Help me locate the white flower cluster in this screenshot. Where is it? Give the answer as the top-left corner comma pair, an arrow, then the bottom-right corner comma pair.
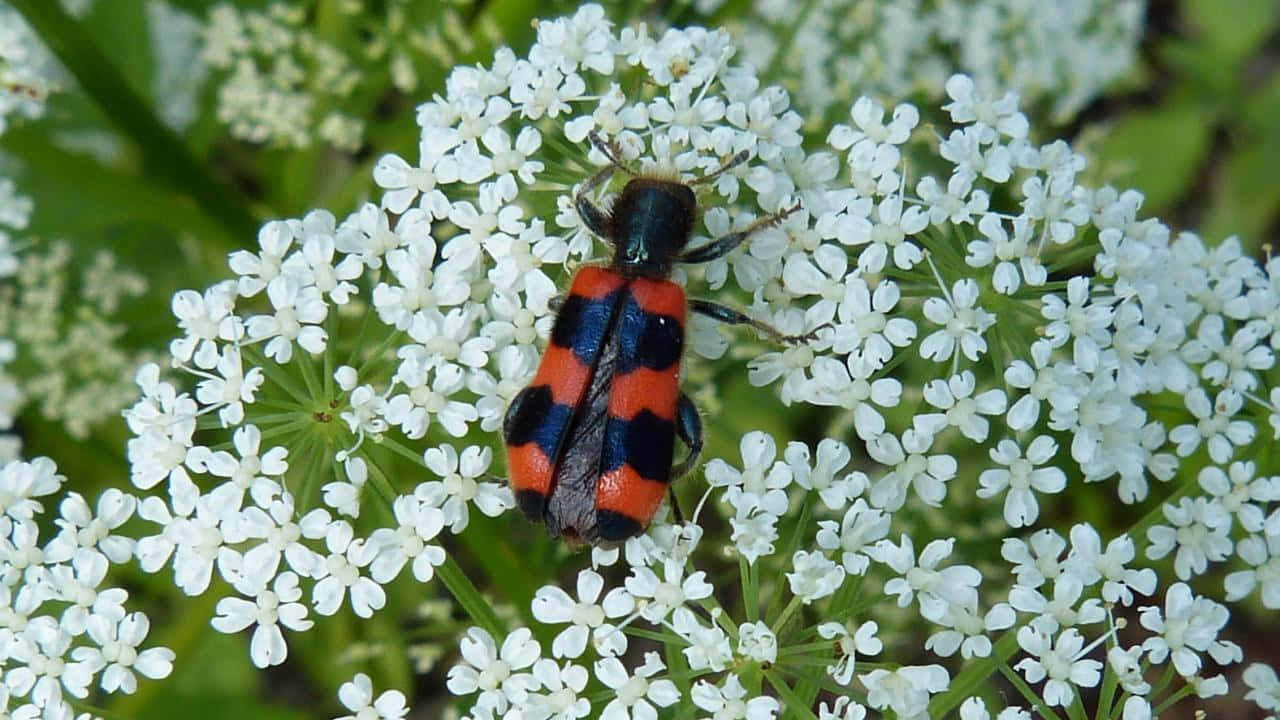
0,237 -> 150,449
727,0 -> 1144,124
0,2 -> 59,137
4,2 -> 1272,717
199,0 -> 479,150
0,457 -> 175,719
201,3 -> 365,149
0,178 -> 149,457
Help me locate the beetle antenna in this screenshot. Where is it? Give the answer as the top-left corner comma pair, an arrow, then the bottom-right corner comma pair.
587,131 -> 635,176
690,149 -> 750,186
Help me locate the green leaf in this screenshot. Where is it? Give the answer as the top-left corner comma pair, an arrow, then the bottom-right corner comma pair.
1182,0 -> 1277,63
8,0 -> 259,242
1200,133 -> 1280,253
1092,102 -> 1215,214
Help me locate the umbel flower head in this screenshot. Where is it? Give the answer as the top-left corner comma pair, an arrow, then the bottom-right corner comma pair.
3,2 -> 1276,719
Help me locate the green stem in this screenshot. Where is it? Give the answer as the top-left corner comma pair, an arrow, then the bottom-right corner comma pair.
437,553 -> 505,639
8,0 -> 259,242
1151,683 -> 1195,716
741,555 -> 759,622
930,629 -> 1020,715
996,661 -> 1064,720
763,668 -> 820,720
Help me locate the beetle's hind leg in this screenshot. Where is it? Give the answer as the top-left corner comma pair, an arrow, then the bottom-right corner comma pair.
666,392 -> 705,526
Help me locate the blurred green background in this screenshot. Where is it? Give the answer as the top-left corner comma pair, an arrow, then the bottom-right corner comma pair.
2,0 -> 1277,717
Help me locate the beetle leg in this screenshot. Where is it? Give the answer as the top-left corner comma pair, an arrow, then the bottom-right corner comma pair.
678,201 -> 802,264
690,298 -> 823,344
671,392 -> 704,481
575,165 -> 615,240
665,392 -> 704,526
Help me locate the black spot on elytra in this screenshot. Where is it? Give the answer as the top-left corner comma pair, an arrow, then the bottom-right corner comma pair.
551,293 -> 617,363
616,299 -> 682,374
515,489 -> 547,522
595,509 -> 643,542
601,410 -> 674,482
503,385 -> 574,459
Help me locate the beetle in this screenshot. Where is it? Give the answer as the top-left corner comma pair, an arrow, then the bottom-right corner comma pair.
503,132 -> 809,545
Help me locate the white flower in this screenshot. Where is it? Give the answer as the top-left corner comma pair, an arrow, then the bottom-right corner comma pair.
1064,524 -> 1156,606
310,519 -> 384,618
44,488 -> 136,564
193,345 -> 264,427
859,665 -> 950,719
0,456 -> 63,523
1021,173 -> 1088,245
229,221 -> 295,297
418,444 -> 511,533
787,549 -> 844,602
817,620 -> 881,685
671,607 -> 733,672
915,371 -> 1007,442
872,535 -> 981,622
866,428 -> 956,511
370,221 -> 472,328
1107,645 -> 1150,695
1007,574 -> 1105,635
826,277 -> 916,366
815,499 -> 891,575
1139,582 -> 1241,677
924,599 -> 1015,659
828,97 -> 918,149
916,172 -> 989,227
371,149 -> 454,216
1243,663 -> 1280,714
71,612 -> 174,694
6,620 -> 95,708
446,627 -> 541,714
1168,387 -> 1254,464
525,658 -> 591,720
1004,339 -> 1084,432
169,488 -> 240,596
186,424 -> 286,510
1197,460 -> 1274,533
784,438 -> 863,509
704,431 -> 792,517
940,125 -> 1012,182
244,274 -> 328,363
920,278 -> 995,363
1145,497 -> 1233,580
1182,314 -> 1274,392
625,558 -> 712,623
1013,627 -> 1101,708
594,653 -> 678,720
976,436 -> 1067,528
211,571 -> 313,668
531,569 -> 633,658
736,621 -> 777,664
322,456 -> 368,519
282,226 -> 364,305
169,281 -> 241,368
1001,528 -> 1067,589
691,673 -> 779,720
45,548 -> 127,636
335,673 -> 408,720
729,508 -> 780,564
366,494 -> 447,583
943,75 -> 1028,138
1225,531 -> 1280,608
